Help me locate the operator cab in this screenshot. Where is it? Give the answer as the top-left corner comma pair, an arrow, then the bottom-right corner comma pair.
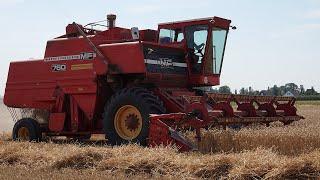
158,17 -> 231,86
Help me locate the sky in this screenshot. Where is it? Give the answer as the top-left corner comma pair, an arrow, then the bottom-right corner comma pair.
0,0 -> 319,95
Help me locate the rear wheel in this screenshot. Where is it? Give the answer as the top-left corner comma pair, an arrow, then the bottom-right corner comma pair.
103,87 -> 165,146
12,118 -> 42,142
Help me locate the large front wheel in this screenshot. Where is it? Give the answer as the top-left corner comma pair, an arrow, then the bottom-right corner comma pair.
103,88 -> 165,146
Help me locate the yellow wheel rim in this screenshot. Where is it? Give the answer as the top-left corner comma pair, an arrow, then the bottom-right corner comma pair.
114,105 -> 143,140
17,127 -> 30,141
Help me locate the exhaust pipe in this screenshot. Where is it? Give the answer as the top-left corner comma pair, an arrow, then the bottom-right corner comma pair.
107,14 -> 116,29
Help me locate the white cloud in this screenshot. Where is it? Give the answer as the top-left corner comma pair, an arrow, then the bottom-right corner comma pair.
305,9 -> 320,19
300,23 -> 320,30
126,4 -> 162,14
125,0 -> 211,14
0,0 -> 25,5
266,22 -> 320,40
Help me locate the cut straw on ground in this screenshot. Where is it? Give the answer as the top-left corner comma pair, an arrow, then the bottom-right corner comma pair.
0,104 -> 319,179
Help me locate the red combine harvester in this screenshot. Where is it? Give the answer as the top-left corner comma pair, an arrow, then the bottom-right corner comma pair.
4,14 -> 303,151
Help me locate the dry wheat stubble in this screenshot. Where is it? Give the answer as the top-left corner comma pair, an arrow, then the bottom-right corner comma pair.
0,104 -> 319,179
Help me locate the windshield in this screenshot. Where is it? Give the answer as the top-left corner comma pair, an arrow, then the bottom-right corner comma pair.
185,25 -> 228,74
212,28 -> 227,74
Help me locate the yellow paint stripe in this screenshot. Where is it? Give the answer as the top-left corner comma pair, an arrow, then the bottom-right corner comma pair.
71,63 -> 93,70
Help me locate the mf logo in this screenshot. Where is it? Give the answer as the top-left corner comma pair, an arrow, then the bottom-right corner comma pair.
52,64 -> 66,72
159,58 -> 173,68
80,52 -> 96,60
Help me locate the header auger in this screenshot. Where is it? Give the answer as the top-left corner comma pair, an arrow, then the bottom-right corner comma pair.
4,14 -> 303,151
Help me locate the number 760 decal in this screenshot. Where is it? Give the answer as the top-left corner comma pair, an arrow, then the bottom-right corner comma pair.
51,64 -> 66,72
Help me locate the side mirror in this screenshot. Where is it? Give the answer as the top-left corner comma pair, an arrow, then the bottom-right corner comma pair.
131,27 -> 140,40
230,26 -> 237,30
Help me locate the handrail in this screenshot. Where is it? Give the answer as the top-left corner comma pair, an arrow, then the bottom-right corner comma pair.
72,22 -> 109,66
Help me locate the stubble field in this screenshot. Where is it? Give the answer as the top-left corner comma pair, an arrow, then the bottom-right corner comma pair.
0,102 -> 320,179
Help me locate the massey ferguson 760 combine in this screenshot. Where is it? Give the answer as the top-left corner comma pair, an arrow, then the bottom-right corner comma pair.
4,14 -> 303,151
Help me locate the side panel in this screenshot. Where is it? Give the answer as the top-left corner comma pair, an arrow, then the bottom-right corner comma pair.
45,37 -> 107,75
99,42 -> 146,74
5,60 -> 57,109
4,59 -> 98,120
142,43 -> 188,87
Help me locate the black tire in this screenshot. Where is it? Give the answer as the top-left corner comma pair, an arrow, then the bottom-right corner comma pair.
12,118 -> 42,142
103,87 -> 165,146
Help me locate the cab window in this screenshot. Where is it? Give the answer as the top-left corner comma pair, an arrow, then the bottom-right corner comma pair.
159,29 -> 184,44
176,32 -> 184,42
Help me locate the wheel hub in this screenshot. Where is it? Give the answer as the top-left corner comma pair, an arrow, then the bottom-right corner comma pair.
125,114 -> 140,131
114,105 -> 143,140
17,127 -> 30,141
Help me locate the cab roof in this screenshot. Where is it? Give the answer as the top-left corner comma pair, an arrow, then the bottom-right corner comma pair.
158,16 -> 231,30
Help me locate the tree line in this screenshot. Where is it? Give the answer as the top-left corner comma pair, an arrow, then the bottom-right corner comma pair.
210,83 -> 319,97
